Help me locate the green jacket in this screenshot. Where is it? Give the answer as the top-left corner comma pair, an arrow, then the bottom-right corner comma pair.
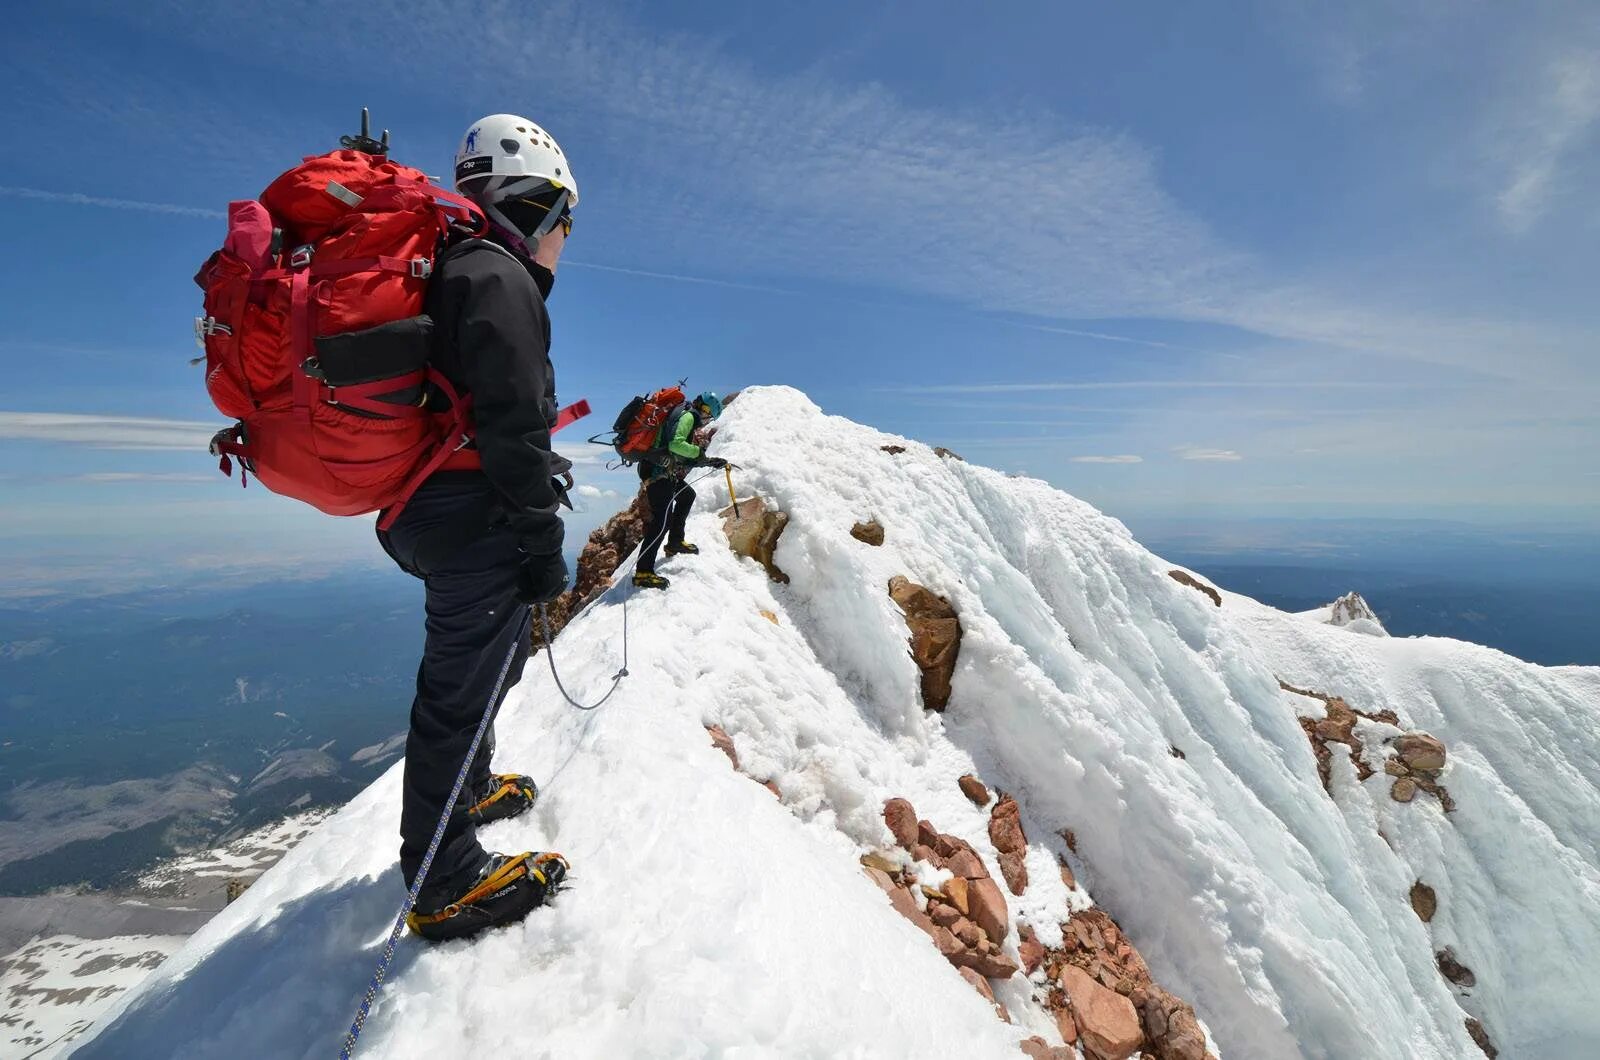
643,408 -> 702,479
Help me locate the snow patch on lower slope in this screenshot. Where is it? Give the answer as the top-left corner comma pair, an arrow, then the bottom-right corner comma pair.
78,386 -> 1599,1060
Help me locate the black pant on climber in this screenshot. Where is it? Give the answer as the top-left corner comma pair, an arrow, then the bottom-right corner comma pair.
633,391 -> 728,591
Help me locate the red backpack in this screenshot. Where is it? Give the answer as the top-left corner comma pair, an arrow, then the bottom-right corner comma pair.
609,386 -> 687,465
196,137 -> 589,530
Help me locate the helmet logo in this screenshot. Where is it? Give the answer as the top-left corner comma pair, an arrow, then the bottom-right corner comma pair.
464,126 -> 481,153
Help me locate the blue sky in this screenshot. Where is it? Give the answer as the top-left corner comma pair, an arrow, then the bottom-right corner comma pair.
1,0 -> 1596,592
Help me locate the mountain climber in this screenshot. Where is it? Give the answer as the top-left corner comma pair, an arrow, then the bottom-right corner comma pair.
632,392 -> 727,590
374,113 -> 575,941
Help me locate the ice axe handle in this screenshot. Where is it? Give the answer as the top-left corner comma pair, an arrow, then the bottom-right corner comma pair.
725,465 -> 740,517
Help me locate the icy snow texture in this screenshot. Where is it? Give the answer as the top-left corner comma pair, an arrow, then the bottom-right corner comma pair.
75,387 -> 1600,1059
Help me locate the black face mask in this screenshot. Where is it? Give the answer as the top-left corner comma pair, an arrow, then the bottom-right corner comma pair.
529,261 -> 556,300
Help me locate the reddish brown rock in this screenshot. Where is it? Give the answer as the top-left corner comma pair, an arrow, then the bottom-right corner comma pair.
912,843 -> 940,866
945,847 -> 987,880
1060,964 -> 1144,1060
1396,732 -> 1447,773
850,519 -> 885,546
1140,986 -> 1208,1060
1056,1005 -> 1080,1045
721,495 -> 790,584
1466,1017 -> 1497,1058
967,876 -> 1010,944
1437,948 -> 1476,988
762,779 -> 782,798
884,798 -> 919,850
888,575 -> 963,711
989,795 -> 1028,852
998,850 -> 1029,896
931,923 -> 964,959
1059,828 -> 1078,853
1020,935 -> 1046,974
1384,757 -> 1411,777
1019,1037 -> 1052,1060
918,819 -> 940,849
1392,777 -> 1419,803
706,725 -> 738,769
952,917 -> 984,949
1168,569 -> 1221,607
1059,858 -> 1078,890
959,773 -> 991,806
927,899 -> 964,930
863,865 -> 896,894
886,882 -> 936,938
935,830 -> 978,862
948,945 -> 1020,979
934,446 -> 966,461
881,444 -> 907,455
946,875 -> 971,915
1410,881 -> 1438,923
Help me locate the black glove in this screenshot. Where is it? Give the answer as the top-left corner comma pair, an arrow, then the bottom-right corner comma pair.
515,551 -> 569,604
702,456 -> 728,468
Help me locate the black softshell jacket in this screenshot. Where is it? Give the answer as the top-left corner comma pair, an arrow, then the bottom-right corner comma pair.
424,237 -> 563,558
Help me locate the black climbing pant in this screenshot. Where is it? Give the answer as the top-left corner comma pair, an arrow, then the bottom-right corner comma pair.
377,475 -> 531,900
637,476 -> 695,573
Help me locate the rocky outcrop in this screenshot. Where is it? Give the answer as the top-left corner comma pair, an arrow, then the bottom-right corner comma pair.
888,576 -> 962,711
988,795 -> 1029,895
721,496 -> 790,584
539,488 -> 650,641
880,444 -> 906,455
1466,1017 -> 1498,1057
1437,947 -> 1477,989
849,519 -> 885,546
1386,731 -> 1455,812
1060,965 -> 1142,1060
1410,881 -> 1437,922
1327,591 -> 1384,631
1281,681 -> 1398,792
1167,570 -> 1221,607
934,446 -> 965,462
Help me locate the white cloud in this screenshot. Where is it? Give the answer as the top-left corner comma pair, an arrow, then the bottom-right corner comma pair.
890,380 -> 1384,395
1490,49 -> 1600,233
0,185 -> 224,219
1175,446 -> 1244,462
1070,455 -> 1143,464
0,412 -> 223,450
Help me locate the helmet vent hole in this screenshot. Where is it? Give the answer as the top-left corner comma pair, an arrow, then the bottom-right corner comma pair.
515,126 -> 526,132
500,138 -> 521,153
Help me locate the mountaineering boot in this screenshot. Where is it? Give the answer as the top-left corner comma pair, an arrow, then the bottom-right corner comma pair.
632,570 -> 670,590
466,773 -> 538,827
407,851 -> 568,942
664,542 -> 699,556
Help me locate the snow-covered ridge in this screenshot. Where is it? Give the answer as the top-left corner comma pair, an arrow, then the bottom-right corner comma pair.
74,387 -> 1600,1059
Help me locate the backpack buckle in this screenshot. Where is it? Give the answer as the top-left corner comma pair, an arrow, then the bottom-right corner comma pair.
410,257 -> 432,279
194,316 -> 233,347
289,244 -> 314,269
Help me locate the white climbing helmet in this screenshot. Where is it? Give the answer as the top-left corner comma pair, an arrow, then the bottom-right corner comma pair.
454,114 -> 578,238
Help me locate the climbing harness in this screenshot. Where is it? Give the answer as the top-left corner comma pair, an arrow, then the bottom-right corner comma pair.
340,607 -> 532,1060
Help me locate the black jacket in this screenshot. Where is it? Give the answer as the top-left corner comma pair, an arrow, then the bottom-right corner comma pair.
424,236 -> 562,557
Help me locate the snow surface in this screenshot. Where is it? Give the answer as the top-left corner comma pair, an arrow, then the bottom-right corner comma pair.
74,387 -> 1600,1059
2,933 -> 185,1057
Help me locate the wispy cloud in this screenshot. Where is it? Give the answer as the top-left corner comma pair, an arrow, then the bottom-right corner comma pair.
1070,455 -> 1144,464
1175,446 -> 1244,462
1490,49 -> 1600,233
0,412 -> 221,450
0,185 -> 224,219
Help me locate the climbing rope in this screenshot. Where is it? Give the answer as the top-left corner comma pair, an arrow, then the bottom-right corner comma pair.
536,466 -> 724,712
340,607 -> 533,1060
340,465 -> 730,1054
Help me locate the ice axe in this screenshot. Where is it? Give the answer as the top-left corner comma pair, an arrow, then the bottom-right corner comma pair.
725,463 -> 740,517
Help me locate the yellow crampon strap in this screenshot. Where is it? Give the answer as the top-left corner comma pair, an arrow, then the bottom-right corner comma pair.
404,852 -> 565,931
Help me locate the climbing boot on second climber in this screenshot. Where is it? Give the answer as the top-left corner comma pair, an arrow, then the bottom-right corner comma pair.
664,542 -> 699,556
